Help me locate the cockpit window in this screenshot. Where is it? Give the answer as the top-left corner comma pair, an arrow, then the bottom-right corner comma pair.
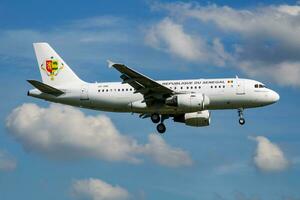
259,84 -> 266,88
254,84 -> 267,88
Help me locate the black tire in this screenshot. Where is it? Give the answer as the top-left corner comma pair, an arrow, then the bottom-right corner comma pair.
156,123 -> 166,134
151,114 -> 160,124
239,118 -> 245,125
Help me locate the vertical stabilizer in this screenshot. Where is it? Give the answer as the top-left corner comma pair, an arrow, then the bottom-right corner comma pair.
33,43 -> 84,86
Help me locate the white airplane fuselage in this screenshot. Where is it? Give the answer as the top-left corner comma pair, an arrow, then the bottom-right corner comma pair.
29,78 -> 279,114
28,43 -> 280,133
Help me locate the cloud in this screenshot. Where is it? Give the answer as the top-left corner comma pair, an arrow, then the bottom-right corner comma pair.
71,178 -> 129,200
239,61 -> 300,87
0,150 -> 17,172
69,16 -> 125,29
152,3 -> 300,86
145,18 -> 204,61
250,136 -> 289,172
145,18 -> 230,66
213,191 -> 261,200
5,103 -> 192,167
1,5 -> 300,86
214,162 -> 249,175
277,5 -> 300,16
0,16 -> 137,68
143,134 -> 193,167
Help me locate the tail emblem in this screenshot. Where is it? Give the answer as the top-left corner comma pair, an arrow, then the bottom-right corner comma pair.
40,57 -> 64,80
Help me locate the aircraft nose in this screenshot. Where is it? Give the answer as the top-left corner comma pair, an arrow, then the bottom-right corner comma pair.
271,90 -> 280,103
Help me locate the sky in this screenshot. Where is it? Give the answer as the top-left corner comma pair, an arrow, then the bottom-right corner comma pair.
0,0 -> 300,200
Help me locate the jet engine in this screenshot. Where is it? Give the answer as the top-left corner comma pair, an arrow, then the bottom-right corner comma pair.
174,110 -> 211,127
165,93 -> 210,112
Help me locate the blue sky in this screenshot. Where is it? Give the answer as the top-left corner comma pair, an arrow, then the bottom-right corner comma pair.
1,0 -> 300,200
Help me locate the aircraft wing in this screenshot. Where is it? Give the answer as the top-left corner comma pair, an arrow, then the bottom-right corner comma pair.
108,60 -> 173,103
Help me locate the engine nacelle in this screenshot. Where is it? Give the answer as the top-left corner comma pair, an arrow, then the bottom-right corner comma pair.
174,110 -> 211,127
165,93 -> 210,112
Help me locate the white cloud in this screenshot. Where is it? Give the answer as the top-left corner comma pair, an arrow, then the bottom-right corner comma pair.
214,162 -> 249,175
145,18 -> 204,61
277,5 -> 300,16
1,6 -> 300,86
0,16 -> 136,68
0,150 -> 17,172
239,61 -> 300,87
145,18 -> 229,66
143,134 -> 193,167
5,103 -> 192,167
69,16 -> 125,29
154,3 -> 300,86
71,178 -> 129,200
250,136 -> 289,172
162,3 -> 300,42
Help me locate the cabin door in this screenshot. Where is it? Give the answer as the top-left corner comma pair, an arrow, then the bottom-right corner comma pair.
236,78 -> 245,95
80,86 -> 89,100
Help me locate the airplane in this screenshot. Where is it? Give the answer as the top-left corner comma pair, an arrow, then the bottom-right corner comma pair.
27,43 -> 280,134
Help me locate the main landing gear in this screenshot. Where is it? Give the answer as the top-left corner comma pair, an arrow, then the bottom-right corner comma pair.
151,113 -> 167,134
238,108 -> 245,125
156,123 -> 166,134
151,113 -> 160,123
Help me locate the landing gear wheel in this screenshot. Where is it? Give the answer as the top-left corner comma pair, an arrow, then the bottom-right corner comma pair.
237,108 -> 245,125
156,123 -> 166,134
151,114 -> 160,124
239,118 -> 245,125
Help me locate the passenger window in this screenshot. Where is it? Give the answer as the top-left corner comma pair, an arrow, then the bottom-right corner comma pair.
211,86 -> 213,88
255,84 -> 258,88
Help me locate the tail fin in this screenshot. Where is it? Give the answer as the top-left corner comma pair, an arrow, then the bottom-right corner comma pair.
33,43 -> 84,87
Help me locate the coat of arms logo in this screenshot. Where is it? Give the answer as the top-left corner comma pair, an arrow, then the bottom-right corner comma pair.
41,57 -> 64,80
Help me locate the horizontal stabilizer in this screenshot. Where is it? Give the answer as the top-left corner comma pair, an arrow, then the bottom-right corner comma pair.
27,80 -> 64,96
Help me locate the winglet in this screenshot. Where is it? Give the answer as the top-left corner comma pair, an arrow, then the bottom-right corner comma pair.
107,60 -> 116,68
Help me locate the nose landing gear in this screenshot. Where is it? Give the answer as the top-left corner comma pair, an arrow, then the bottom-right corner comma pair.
238,108 -> 245,125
